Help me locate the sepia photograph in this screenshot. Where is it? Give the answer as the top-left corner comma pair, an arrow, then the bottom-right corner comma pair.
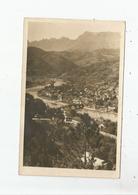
19,18 -> 125,178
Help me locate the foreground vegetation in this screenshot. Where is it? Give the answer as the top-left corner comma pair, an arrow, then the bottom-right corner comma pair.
24,93 -> 116,170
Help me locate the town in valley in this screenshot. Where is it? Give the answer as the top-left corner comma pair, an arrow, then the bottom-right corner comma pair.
23,21 -> 121,171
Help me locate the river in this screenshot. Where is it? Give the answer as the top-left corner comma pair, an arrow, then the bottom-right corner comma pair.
27,85 -> 117,139
26,85 -> 117,122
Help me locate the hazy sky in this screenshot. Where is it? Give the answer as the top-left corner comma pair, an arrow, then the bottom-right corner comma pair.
27,19 -> 123,41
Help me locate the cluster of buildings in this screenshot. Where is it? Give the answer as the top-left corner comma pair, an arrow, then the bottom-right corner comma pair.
38,80 -> 118,113
82,83 -> 118,112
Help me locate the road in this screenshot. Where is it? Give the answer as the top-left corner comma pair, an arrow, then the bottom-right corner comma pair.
32,117 -> 117,140
27,87 -> 68,108
27,86 -> 117,140
78,107 -> 117,122
99,131 -> 116,140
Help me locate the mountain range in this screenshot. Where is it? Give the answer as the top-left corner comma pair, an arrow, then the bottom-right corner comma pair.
28,32 -> 120,52
26,46 -> 119,86
27,31 -> 120,87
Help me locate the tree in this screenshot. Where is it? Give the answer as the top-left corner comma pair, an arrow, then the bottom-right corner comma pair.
79,113 -> 99,167
33,98 -> 46,116
80,113 -> 98,139
25,93 -> 35,119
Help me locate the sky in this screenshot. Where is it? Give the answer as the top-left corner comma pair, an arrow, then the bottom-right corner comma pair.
27,19 -> 124,41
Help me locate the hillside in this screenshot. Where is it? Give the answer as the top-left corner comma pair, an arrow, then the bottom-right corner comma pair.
27,47 -> 77,77
61,59 -> 119,86
59,49 -> 119,67
26,46 -> 119,88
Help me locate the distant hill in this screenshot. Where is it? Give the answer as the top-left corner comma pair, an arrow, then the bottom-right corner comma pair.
26,47 -> 119,87
59,49 -> 119,67
61,59 -> 119,86
28,32 -> 120,52
28,37 -> 74,52
27,47 -> 77,77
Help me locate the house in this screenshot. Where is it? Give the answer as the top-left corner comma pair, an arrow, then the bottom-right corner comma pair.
81,152 -> 107,170
93,157 -> 106,170
64,117 -> 72,123
107,106 -> 116,112
72,99 -> 81,105
63,110 -> 72,123
63,110 -> 80,126
71,116 -> 81,126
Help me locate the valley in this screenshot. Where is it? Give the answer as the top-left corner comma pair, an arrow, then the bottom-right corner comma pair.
24,31 -> 120,170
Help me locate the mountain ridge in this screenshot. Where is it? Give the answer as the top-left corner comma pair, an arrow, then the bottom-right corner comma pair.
26,46 -> 119,88
28,31 -> 120,52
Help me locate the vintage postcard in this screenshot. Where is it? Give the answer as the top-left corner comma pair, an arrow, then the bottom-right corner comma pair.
19,18 -> 125,178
